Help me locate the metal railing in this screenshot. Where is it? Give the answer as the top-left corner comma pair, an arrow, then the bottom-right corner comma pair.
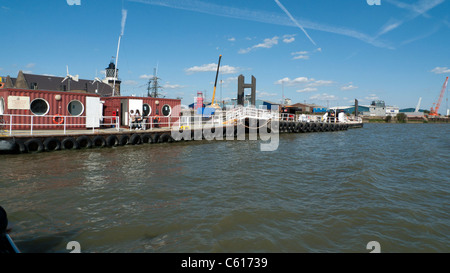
0,114 -> 120,136
280,113 -> 362,124
128,115 -> 179,130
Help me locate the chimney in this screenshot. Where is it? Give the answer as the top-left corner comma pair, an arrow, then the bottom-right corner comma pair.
14,70 -> 28,89
5,75 -> 14,88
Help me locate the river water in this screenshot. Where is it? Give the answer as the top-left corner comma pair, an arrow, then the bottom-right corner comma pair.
1,123 -> 449,253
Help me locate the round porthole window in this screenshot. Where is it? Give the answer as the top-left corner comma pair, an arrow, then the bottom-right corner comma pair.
30,98 -> 49,116
68,100 -> 84,116
162,104 -> 171,117
143,103 -> 151,116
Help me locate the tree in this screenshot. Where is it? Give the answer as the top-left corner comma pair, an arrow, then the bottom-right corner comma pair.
396,113 -> 407,123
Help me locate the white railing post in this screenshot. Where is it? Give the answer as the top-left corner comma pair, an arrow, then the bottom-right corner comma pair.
9,115 -> 12,136
30,115 -> 34,136
64,115 -> 67,135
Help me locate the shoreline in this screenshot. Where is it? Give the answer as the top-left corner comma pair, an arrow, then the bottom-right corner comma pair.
363,117 -> 449,124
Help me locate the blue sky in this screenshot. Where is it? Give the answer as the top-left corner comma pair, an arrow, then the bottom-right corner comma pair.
1,0 -> 450,113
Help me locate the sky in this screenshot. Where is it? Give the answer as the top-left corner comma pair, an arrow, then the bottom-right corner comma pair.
1,0 -> 450,113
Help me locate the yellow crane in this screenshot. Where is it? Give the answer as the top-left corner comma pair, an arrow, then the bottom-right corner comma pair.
209,55 -> 222,109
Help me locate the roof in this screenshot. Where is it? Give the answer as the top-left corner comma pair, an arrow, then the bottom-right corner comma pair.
3,72 -> 114,97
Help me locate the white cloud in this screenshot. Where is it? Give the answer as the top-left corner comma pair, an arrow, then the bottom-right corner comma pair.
185,63 -> 239,74
292,51 -> 308,55
365,94 -> 379,101
340,83 -> 358,90
306,80 -> 334,87
220,76 -> 238,87
282,34 -> 296,43
25,63 -> 36,69
163,82 -> 185,89
257,91 -> 278,97
239,36 -> 279,54
293,55 -> 309,60
123,80 -> 138,85
228,37 -> 236,42
297,87 -> 317,93
291,50 -> 309,60
139,74 -> 154,79
309,93 -> 337,101
275,77 -> 335,91
275,77 -> 312,86
431,67 -> 450,74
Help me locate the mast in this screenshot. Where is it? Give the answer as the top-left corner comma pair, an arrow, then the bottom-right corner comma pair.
112,35 -> 121,97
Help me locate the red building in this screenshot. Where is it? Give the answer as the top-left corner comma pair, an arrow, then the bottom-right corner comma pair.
0,67 -> 181,130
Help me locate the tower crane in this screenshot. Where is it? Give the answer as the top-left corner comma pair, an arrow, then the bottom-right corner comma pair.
430,77 -> 448,116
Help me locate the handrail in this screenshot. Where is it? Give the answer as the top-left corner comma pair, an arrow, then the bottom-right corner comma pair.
128,115 -> 179,130
0,114 -> 120,136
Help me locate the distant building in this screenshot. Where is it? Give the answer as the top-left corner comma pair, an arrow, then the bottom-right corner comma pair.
385,105 -> 399,116
330,105 -> 370,115
289,103 -> 327,113
363,100 -> 386,116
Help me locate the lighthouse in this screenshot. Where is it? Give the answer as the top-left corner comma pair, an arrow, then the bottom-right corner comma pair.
103,60 -> 121,96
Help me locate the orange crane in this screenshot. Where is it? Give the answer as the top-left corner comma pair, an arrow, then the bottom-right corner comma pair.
430,76 -> 448,116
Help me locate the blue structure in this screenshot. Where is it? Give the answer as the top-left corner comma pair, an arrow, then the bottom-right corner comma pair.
313,107 -> 327,113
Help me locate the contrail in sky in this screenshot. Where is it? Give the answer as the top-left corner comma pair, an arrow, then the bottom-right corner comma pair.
274,0 -> 317,46
121,9 -> 128,36
127,0 -> 393,49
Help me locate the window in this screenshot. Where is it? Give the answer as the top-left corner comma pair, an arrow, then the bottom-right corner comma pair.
143,104 -> 151,116
0,97 -> 4,115
162,104 -> 171,116
30,98 -> 49,116
68,100 -> 84,116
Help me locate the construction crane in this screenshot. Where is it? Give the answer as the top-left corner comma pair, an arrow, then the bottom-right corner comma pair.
430,77 -> 448,116
209,55 -> 222,109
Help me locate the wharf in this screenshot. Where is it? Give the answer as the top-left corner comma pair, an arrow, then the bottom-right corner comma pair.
0,120 -> 363,154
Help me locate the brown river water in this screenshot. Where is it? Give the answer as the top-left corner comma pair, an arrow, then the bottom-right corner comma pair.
0,123 -> 449,253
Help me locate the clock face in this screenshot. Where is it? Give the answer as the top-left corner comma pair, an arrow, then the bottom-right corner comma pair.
162,105 -> 171,116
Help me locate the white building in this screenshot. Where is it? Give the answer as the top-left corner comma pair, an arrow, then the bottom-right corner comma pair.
386,106 -> 399,116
